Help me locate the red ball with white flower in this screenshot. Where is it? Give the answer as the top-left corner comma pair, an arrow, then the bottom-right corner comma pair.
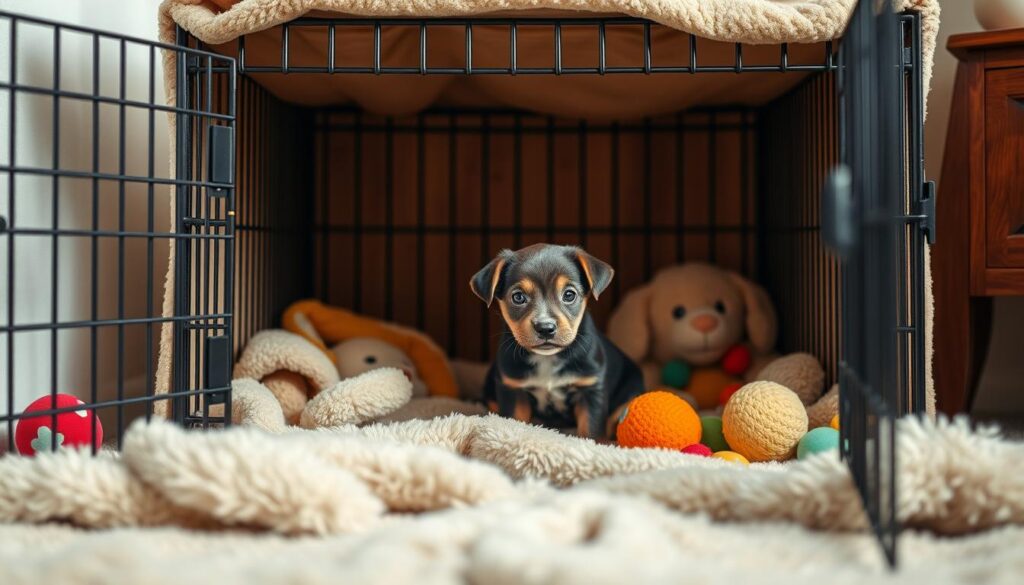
14,394 -> 103,456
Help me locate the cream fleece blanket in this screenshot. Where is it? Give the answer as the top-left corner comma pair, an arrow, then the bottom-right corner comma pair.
1,504 -> 1023,585
0,412 -> 1022,584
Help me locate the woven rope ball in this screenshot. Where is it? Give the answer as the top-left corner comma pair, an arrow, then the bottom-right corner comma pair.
617,390 -> 701,450
722,381 -> 808,462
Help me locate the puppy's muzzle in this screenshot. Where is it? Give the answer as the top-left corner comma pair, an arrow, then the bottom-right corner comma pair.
532,319 -> 557,340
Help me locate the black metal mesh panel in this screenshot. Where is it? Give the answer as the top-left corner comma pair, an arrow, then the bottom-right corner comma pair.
759,72 -> 841,384
170,34 -> 312,427
829,2 -> 930,567
169,29 -> 237,428
311,109 -> 758,361
0,12 -> 234,451
232,74 -> 314,352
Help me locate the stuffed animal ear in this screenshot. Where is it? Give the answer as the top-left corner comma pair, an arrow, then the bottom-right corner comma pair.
607,284 -> 653,361
469,252 -> 510,307
727,272 -> 778,353
572,248 -> 614,300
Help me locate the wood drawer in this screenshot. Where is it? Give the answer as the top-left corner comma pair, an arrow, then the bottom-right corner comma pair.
985,68 -> 1024,269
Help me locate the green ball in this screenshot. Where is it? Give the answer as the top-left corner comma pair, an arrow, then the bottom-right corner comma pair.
797,427 -> 840,460
700,416 -> 730,452
661,360 -> 691,389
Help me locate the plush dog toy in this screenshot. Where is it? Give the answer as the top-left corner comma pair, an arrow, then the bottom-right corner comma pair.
608,263 -> 778,409
230,300 -> 486,427
233,329 -> 487,428
333,337 -> 429,398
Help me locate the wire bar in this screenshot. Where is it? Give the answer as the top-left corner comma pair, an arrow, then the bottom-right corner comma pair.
228,17 -> 839,75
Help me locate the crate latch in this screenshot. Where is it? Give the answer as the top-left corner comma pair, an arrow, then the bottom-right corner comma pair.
920,180 -> 936,245
207,125 -> 234,197
204,335 -> 230,405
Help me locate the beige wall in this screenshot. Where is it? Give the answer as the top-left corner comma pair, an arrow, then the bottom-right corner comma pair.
925,1 -> 1024,416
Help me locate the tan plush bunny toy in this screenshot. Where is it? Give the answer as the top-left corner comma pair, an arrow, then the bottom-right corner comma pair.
607,263 -> 779,409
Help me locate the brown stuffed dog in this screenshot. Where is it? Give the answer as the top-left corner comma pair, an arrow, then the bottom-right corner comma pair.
607,263 -> 778,409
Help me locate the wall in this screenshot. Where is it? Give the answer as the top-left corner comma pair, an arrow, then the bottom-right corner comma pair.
924,1 -> 1024,417
0,0 -> 169,438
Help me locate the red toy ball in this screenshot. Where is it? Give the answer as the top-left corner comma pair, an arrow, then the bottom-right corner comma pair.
681,443 -> 713,457
721,345 -> 752,376
718,382 -> 744,406
14,394 -> 103,456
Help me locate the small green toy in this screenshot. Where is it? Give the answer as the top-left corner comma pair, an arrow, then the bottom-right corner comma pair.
797,427 -> 840,460
661,360 -> 692,389
700,416 -> 730,452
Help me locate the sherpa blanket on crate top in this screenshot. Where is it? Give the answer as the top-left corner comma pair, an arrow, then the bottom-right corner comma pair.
1,412 -> 1023,584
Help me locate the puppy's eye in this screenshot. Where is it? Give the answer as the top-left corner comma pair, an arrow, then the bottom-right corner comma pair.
714,301 -> 726,314
365,356 -> 377,364
511,291 -> 528,305
561,289 -> 578,303
672,306 -> 686,320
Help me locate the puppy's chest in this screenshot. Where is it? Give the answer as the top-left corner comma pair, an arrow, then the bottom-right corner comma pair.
509,355 -> 593,413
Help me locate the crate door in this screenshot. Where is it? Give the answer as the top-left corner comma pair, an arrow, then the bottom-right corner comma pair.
0,12 -> 236,450
825,0 -> 904,567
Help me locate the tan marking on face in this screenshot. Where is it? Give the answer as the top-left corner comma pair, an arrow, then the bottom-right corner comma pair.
553,274 -> 585,340
499,296 -> 539,348
518,278 -> 536,294
569,298 -> 587,330
553,275 -> 572,330
575,402 -> 591,438
554,307 -> 570,331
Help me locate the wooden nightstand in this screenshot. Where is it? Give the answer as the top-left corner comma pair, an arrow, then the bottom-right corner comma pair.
935,29 -> 1024,415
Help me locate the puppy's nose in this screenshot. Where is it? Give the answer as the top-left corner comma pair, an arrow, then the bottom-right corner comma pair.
533,319 -> 557,339
690,314 -> 719,334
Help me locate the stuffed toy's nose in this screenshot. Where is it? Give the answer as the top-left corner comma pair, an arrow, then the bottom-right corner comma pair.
690,314 -> 719,333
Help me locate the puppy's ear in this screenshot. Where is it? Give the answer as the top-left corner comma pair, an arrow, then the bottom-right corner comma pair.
572,248 -> 614,300
470,252 -> 510,307
727,272 -> 778,353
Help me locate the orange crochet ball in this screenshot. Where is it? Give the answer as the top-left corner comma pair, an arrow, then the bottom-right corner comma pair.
616,391 -> 702,450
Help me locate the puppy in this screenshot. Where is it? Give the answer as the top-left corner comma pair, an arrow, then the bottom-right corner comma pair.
470,244 -> 645,439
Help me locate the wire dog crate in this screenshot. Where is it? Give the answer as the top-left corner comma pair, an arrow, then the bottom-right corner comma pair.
1,0 -> 930,565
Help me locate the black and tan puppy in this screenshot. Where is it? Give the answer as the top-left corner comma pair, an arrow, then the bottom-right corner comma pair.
471,244 -> 645,439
